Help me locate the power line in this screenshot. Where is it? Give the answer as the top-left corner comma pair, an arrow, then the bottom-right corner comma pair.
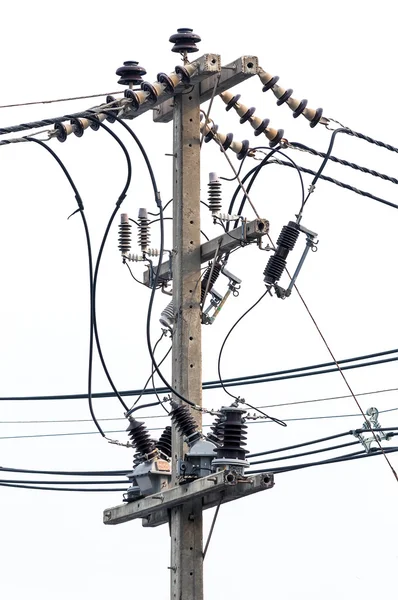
0,91 -> 123,110
0,482 -> 126,492
1,348 -> 395,402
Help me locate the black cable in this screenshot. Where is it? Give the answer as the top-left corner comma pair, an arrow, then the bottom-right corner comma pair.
81,116 -> 132,414
125,261 -> 149,288
99,113 -> 198,410
2,349 -> 397,401
216,289 -> 285,427
0,482 -> 126,492
0,479 -> 127,485
148,197 -> 173,216
289,141 -> 398,186
247,427 -> 398,458
246,446 -> 398,475
269,159 -> 398,211
0,466 -> 129,476
131,333 -> 171,414
234,147 -> 305,227
24,137 -> 104,437
249,440 -> 361,465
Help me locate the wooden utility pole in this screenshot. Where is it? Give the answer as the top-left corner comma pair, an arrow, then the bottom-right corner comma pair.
104,37 -> 275,600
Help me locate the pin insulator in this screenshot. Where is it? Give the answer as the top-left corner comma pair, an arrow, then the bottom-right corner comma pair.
116,61 -> 147,86
169,28 -> 201,54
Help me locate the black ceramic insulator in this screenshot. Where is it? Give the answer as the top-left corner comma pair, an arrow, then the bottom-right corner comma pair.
54,123 -> 68,142
207,414 -> 225,446
293,98 -> 308,118
215,409 -> 248,462
116,61 -> 147,86
141,82 -> 159,103
124,89 -> 141,111
170,401 -> 201,443
222,132 -> 233,150
126,418 -> 155,457
268,129 -> 285,148
254,118 -> 270,136
133,451 -> 143,468
263,221 -> 300,285
201,263 -> 221,303
276,88 -> 293,106
169,28 -> 201,54
204,124 -> 218,143
225,94 -> 241,111
89,115 -> 101,131
277,221 -> 300,250
105,95 -> 118,123
310,107 -> 323,128
157,72 -> 175,93
118,221 -> 131,253
239,107 -> 256,124
157,426 -> 172,459
175,65 -> 191,83
262,75 -> 279,92
237,139 -> 250,160
70,118 -> 85,138
208,179 -> 222,213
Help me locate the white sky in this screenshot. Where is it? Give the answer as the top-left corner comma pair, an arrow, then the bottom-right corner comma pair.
1,1 -> 397,598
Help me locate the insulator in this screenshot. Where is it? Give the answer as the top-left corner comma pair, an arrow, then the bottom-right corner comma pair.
138,208 -> 150,252
157,72 -> 177,93
133,451 -> 143,468
88,112 -> 107,131
70,117 -> 90,138
237,139 -> 250,160
54,122 -> 73,142
204,123 -> 218,143
201,263 -> 221,304
159,300 -> 174,330
225,93 -> 241,111
253,118 -> 270,136
145,248 -> 159,257
116,60 -> 147,87
258,68 -> 324,128
141,81 -> 163,103
263,221 -> 300,285
206,413 -> 225,446
239,107 -> 256,124
157,426 -> 172,459
170,401 -> 201,445
169,27 -> 201,54
208,172 -> 222,214
126,417 -> 156,458
214,406 -> 248,462
104,95 -> 119,123
118,213 -> 131,254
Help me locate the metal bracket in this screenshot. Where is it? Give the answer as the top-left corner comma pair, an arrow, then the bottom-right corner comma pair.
154,56 -> 258,123
103,470 -> 273,527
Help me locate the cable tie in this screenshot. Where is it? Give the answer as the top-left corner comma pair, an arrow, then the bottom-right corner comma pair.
116,192 -> 127,208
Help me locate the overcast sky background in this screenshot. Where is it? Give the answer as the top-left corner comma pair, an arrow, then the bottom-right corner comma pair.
0,1 -> 397,598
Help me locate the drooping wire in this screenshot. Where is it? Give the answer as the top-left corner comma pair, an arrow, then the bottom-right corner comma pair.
216,289 -> 285,426
104,112 -> 198,409
24,137 -> 104,437
0,91 -> 123,110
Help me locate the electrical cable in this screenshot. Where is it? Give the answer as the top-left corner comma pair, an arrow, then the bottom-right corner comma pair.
268,159 -> 398,211
249,440 -> 362,465
247,427 -> 398,458
0,466 -> 129,476
100,112 -> 200,410
216,289 -> 285,427
0,482 -> 126,492
1,349 -> 396,401
288,141 -> 398,186
125,261 -> 149,288
131,332 -> 168,408
23,137 -> 105,437
246,446 -> 398,476
0,478 -> 127,485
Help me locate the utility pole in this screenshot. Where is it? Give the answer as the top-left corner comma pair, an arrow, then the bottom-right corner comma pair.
104,29 -> 274,600
170,82 -> 204,598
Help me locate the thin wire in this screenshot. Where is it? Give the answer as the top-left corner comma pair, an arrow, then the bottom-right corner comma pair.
200,74 -> 221,148
294,284 -> 398,482
131,333 -> 171,413
0,478 -> 127,485
249,440 -> 362,465
125,261 -> 148,288
203,495 -> 223,558
0,91 -> 123,109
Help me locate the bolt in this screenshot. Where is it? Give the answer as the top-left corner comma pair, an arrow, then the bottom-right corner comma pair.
104,511 -> 111,520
